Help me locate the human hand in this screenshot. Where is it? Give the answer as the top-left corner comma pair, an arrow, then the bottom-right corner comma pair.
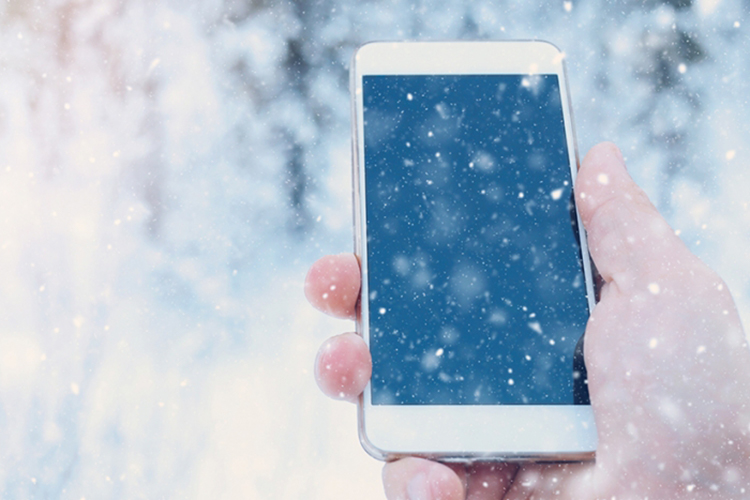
305,142 -> 750,499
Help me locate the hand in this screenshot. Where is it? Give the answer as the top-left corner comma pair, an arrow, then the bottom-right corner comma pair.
305,142 -> 750,499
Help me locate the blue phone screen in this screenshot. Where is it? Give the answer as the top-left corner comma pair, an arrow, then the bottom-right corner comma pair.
363,74 -> 590,406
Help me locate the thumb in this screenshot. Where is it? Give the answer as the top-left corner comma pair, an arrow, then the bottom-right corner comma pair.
575,142 -> 691,294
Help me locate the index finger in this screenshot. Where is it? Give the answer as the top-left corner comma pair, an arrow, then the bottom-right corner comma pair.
304,253 -> 361,320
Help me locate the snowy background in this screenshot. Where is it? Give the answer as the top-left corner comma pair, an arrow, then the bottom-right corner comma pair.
0,0 -> 748,498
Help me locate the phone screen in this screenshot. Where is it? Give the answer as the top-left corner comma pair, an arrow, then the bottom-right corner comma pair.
363,74 -> 590,406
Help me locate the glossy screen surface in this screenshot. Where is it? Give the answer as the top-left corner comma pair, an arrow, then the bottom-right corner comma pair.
363,74 -> 590,406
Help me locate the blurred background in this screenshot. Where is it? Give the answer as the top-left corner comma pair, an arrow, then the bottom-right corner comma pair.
0,0 -> 748,498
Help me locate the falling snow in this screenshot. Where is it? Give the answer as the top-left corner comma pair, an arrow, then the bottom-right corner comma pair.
0,0 -> 749,498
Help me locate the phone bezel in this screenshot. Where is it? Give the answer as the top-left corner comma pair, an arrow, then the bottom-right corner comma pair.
351,41 -> 598,462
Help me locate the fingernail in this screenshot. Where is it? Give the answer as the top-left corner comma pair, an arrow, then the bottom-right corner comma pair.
407,472 -> 432,500
313,336 -> 336,386
610,144 -> 624,164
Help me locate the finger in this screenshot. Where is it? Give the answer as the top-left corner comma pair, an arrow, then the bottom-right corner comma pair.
503,463 -> 594,500
314,332 -> 371,402
304,253 -> 360,319
465,462 -> 518,500
574,142 -> 693,293
383,457 -> 464,500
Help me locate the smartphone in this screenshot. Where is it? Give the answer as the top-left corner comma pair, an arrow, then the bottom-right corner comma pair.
351,41 -> 597,462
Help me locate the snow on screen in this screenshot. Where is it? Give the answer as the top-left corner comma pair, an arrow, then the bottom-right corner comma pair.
363,74 -> 590,406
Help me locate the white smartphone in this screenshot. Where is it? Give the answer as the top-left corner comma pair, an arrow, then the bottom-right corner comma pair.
351,41 -> 597,462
